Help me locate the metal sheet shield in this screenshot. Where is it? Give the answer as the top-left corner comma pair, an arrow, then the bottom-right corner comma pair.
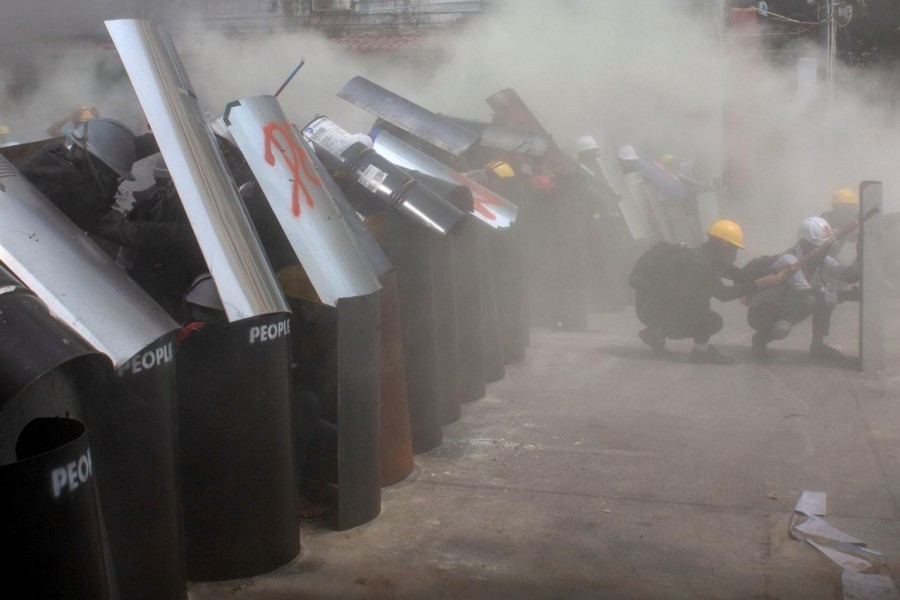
225,96 -> 380,307
338,76 -> 479,157
0,155 -> 177,367
372,130 -> 518,229
106,19 -> 288,321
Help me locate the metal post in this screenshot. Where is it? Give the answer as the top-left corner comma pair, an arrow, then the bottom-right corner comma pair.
859,181 -> 884,371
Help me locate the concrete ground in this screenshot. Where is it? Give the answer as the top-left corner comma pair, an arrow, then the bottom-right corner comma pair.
190,296 -> 900,600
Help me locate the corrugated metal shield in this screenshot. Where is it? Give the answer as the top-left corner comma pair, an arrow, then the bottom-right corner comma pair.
224,96 -> 380,307
106,19 -> 288,321
372,130 -> 518,229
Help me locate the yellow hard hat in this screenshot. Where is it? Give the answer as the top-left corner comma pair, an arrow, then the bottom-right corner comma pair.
659,153 -> 677,167
486,160 -> 515,179
706,219 -> 745,249
831,187 -> 859,206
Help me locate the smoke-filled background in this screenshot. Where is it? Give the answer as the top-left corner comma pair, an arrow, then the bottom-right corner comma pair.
1,0 -> 896,255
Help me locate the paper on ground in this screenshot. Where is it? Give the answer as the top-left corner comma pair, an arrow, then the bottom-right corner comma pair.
842,571 -> 900,600
796,491 -> 827,516
792,515 -> 866,546
807,540 -> 875,573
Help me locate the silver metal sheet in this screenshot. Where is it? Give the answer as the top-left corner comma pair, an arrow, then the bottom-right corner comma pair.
224,96 -> 380,306
444,116 -> 550,156
859,182 -> 884,372
593,147 -> 650,242
338,76 -> 479,157
624,172 -> 661,244
106,19 -> 288,321
479,124 -> 550,157
372,130 -> 518,229
0,155 -> 177,367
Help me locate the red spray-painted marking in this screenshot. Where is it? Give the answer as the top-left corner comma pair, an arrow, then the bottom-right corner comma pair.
263,121 -> 321,218
450,172 -> 503,221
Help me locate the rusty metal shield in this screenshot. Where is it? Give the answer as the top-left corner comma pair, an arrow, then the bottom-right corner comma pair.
338,76 -> 479,157
106,19 -> 288,321
485,88 -> 577,175
362,215 -> 414,486
387,208 -> 443,453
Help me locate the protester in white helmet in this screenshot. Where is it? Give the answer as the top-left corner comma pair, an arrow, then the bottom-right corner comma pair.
747,216 -> 859,362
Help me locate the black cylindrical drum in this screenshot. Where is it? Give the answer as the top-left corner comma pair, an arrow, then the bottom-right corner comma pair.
0,418 -> 113,600
176,314 -> 298,580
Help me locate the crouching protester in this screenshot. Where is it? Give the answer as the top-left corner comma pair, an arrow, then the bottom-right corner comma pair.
630,220 -> 781,364
747,217 -> 860,362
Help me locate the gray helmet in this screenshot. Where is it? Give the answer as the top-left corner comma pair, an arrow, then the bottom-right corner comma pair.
184,273 -> 224,311
69,117 -> 137,181
152,153 -> 170,180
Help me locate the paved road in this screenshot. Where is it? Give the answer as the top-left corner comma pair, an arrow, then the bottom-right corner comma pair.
191,297 -> 900,599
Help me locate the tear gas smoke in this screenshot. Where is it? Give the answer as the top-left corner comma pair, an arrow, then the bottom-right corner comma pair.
1,0 -> 897,256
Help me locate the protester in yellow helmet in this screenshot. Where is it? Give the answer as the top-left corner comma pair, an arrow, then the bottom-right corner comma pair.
629,220 -> 780,364
820,187 -> 859,258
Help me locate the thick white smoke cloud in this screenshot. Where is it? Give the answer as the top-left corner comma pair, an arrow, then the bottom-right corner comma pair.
2,0 -> 896,253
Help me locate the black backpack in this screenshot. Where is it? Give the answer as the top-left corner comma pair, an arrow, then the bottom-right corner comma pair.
629,241 -> 687,291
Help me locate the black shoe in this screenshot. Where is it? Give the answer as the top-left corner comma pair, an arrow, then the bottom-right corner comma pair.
810,341 -> 846,362
690,345 -> 735,365
751,332 -> 769,362
639,327 -> 667,354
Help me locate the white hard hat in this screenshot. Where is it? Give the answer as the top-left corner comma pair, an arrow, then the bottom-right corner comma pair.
797,216 -> 834,246
184,273 -> 224,311
617,144 -> 639,161
574,135 -> 599,154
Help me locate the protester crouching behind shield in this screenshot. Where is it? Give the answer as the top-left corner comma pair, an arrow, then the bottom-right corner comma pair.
574,135 -> 632,311
19,117 -> 194,257
631,220 -> 780,364
747,216 -> 860,363
119,154 -> 206,319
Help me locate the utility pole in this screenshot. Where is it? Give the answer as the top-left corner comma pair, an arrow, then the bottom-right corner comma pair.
823,0 -> 837,104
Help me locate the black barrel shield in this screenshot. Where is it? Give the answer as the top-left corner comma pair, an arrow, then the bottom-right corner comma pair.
452,216 -> 487,403
387,209 -> 443,453
0,418 -> 113,600
0,266 -> 110,445
81,332 -> 187,600
431,230 -> 462,424
176,314 -> 298,580
476,221 -> 507,383
334,293 -> 381,530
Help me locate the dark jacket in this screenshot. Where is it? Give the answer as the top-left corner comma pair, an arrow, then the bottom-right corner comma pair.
19,135 -> 190,250
648,243 -> 757,328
